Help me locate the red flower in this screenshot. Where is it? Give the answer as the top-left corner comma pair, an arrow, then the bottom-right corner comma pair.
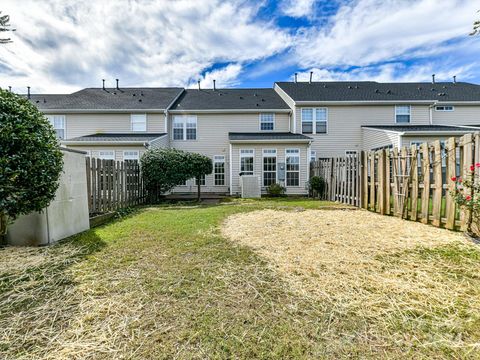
458,177 -> 463,183
476,163 -> 480,168
451,176 -> 457,181
470,165 -> 475,172
466,195 -> 472,201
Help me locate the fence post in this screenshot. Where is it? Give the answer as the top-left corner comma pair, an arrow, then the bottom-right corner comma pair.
385,149 -> 391,215
410,144 -> 419,221
445,137 -> 457,229
420,143 -> 430,224
361,151 -> 368,209
369,152 -> 375,211
431,140 -> 442,227
377,149 -> 386,215
461,133 -> 473,231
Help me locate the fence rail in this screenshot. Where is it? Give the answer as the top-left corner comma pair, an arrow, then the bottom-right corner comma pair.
311,132 -> 480,231
86,157 -> 146,215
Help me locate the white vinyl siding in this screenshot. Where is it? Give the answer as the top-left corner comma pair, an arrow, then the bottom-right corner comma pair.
195,174 -> 206,186
260,113 -> 275,131
131,114 -> 147,132
46,115 -> 66,139
262,149 -> 277,186
310,150 -> 317,162
395,105 -> 411,123
435,105 -> 454,112
301,108 -> 327,134
214,155 -> 225,186
172,115 -> 197,140
285,149 -> 300,187
240,149 -> 254,175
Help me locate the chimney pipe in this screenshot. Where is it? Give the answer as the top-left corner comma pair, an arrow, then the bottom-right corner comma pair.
8,86 -> 11,92
27,86 -> 30,99
294,72 -> 298,83
198,80 -> 201,90
453,75 -> 457,84
116,78 -> 119,90
309,71 -> 313,84
432,74 -> 435,84
102,79 -> 106,90
213,79 -> 216,91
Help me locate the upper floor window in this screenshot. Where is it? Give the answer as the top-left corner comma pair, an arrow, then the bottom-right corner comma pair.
131,114 -> 147,132
260,113 -> 275,131
301,108 -> 327,134
395,105 -> 411,123
123,150 -> 139,161
173,115 -> 197,140
46,115 -> 65,139
435,105 -> 454,112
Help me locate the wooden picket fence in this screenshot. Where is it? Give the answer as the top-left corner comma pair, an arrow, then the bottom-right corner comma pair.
85,157 -> 146,216
311,132 -> 479,231
310,154 -> 361,206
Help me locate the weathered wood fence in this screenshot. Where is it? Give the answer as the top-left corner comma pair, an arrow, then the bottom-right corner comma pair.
311,132 -> 480,231
85,157 -> 146,215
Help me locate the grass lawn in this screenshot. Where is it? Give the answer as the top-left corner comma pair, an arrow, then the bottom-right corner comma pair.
1,198 -> 480,359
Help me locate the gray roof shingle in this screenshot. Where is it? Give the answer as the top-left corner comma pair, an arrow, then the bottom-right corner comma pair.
276,81 -> 480,102
67,133 -> 166,142
362,125 -> 476,132
171,89 -> 290,110
28,88 -> 184,110
229,132 -> 311,141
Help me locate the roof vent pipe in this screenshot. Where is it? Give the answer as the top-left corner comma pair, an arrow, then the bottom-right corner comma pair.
116,78 -> 120,90
309,71 -> 313,84
27,86 -> 30,99
102,79 -> 106,90
213,79 -> 216,91
8,86 -> 11,92
294,72 -> 298,83
453,75 -> 457,84
432,74 -> 435,84
198,80 -> 201,90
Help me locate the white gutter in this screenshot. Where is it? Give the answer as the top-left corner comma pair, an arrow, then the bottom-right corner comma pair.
229,143 -> 233,196
169,109 -> 291,114
62,140 -> 151,146
294,100 -> 436,106
361,127 -> 404,135
42,109 -> 166,114
229,139 -> 311,144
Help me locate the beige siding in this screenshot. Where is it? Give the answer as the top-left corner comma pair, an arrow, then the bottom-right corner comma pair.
294,105 -> 430,157
401,135 -> 461,147
65,145 -> 147,162
231,143 -> 309,195
362,128 -> 400,150
57,113 -> 165,139
432,106 -> 480,125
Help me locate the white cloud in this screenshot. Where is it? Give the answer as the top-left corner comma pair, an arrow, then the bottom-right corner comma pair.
293,0 -> 479,68
188,63 -> 243,89
280,0 -> 315,18
0,0 -> 291,93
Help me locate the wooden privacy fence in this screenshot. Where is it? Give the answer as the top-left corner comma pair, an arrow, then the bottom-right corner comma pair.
85,157 -> 146,215
310,154 -> 361,206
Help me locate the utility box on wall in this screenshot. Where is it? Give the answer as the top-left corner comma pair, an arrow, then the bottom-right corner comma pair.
277,162 -> 286,182
6,148 -> 90,246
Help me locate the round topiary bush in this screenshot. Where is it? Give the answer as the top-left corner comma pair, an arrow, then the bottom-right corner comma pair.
309,176 -> 326,197
266,183 -> 286,197
0,89 -> 63,241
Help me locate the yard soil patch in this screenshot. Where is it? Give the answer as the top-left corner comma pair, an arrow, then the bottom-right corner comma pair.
223,209 -> 480,355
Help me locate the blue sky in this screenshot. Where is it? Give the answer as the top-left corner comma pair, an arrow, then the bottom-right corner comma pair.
1,0 -> 479,93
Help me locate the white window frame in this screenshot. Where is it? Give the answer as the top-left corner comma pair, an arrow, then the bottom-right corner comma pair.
262,149 -> 277,187
46,115 -> 66,139
395,105 -> 411,124
435,105 -> 454,112
345,150 -> 358,156
131,114 -> 147,132
259,113 -> 275,131
213,155 -> 225,186
172,115 -> 197,141
240,149 -> 255,176
301,108 -> 328,134
123,150 -> 139,161
310,150 -> 317,162
98,150 -> 115,160
285,148 -> 300,187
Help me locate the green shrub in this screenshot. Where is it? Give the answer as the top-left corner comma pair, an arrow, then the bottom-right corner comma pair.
266,183 -> 286,197
0,89 -> 63,240
309,176 -> 326,195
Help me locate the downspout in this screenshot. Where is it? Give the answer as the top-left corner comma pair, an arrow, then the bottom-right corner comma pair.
288,112 -> 291,132
229,143 -> 233,195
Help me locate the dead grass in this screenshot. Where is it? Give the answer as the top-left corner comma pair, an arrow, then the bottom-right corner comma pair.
222,208 -> 480,356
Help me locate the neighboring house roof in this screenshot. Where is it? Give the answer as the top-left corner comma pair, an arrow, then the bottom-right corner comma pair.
170,88 -> 291,111
276,81 -> 480,102
229,132 -> 312,142
362,125 -> 477,134
64,133 -> 166,143
28,88 -> 184,111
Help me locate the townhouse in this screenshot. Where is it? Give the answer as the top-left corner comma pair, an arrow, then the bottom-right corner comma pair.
27,79 -> 480,196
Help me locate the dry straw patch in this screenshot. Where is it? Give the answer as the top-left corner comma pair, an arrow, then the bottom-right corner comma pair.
222,208 -> 480,353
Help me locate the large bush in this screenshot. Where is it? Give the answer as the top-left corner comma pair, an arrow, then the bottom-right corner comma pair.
140,148 -> 213,202
309,176 -> 326,197
0,89 -> 63,240
266,183 -> 286,197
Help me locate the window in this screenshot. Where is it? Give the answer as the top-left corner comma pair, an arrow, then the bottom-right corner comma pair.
395,105 -> 411,123
214,155 -> 225,186
98,150 -> 115,160
301,108 -> 327,134
172,115 -> 197,140
435,105 -> 454,111
286,149 -> 300,186
310,150 -> 317,162
260,113 -> 275,131
345,150 -> 358,157
131,114 -> 147,132
46,115 -> 65,139
263,149 -> 277,186
240,149 -> 254,175
123,150 -> 139,161
195,174 -> 205,186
